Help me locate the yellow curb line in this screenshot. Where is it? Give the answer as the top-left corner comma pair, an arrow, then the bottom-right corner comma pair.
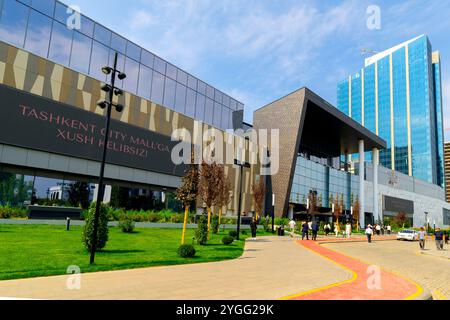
320,242 -> 424,300
279,241 -> 358,300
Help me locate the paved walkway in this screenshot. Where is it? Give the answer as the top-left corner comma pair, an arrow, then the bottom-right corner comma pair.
282,240 -> 425,300
0,236 -> 351,300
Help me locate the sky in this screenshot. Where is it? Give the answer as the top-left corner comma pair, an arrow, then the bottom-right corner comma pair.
61,0 -> 450,140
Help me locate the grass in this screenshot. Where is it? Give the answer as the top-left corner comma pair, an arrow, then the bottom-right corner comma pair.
0,224 -> 270,281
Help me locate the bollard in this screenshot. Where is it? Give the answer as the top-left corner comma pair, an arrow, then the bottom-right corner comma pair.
66,217 -> 71,231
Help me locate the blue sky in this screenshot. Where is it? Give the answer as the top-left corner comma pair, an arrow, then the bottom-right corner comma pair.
62,0 -> 450,140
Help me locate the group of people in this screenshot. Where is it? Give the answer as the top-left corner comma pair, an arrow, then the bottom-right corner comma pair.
364,224 -> 392,242
418,227 -> 448,251
288,219 -> 320,240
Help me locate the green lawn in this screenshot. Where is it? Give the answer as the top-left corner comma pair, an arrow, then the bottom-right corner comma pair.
0,224 -> 268,281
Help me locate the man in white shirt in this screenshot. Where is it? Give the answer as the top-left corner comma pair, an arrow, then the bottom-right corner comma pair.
289,219 -> 296,238
387,225 -> 392,235
365,225 -> 373,243
345,222 -> 352,239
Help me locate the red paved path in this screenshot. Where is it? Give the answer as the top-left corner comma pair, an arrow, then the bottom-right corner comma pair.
284,240 -> 422,300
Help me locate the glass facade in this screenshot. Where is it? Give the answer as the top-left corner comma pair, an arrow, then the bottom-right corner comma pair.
336,35 -> 444,187
0,0 -> 242,130
290,155 -> 359,210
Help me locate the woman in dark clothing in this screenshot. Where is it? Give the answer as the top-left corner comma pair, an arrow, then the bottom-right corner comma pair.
250,217 -> 257,239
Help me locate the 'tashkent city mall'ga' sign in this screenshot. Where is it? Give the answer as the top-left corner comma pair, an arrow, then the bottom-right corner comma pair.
0,84 -> 187,176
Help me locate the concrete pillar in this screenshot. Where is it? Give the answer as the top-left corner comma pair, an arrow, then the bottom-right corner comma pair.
372,148 -> 379,226
359,140 -> 365,229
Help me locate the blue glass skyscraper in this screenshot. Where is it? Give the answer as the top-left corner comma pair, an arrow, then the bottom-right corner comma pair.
337,35 -> 445,187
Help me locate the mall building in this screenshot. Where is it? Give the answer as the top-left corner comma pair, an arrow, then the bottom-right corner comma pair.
0,0 -> 448,227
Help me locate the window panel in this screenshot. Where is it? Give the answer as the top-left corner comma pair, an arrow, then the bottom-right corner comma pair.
166,63 -> 177,80
48,21 -> 73,66
223,95 -> 230,108
206,85 -> 215,99
0,0 -> 29,48
123,57 -> 139,94
89,40 -> 109,81
137,64 -> 152,100
185,88 -> 196,117
213,102 -> 222,127
93,23 -> 111,46
176,69 -> 187,85
151,71 -> 164,105
126,41 -> 141,61
175,83 -> 186,113
141,50 -> 154,68
154,56 -> 166,74
221,106 -> 229,129
163,77 -> 176,109
195,93 -> 205,120
187,75 -> 197,90
53,1 -> 68,25
24,9 -> 52,57
79,15 -> 94,38
69,31 -> 91,75
110,32 -> 126,54
215,89 -> 223,104
204,98 -> 214,125
31,0 -> 54,17
197,80 -> 206,95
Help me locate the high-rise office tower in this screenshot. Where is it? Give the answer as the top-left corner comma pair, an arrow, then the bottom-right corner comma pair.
337,35 -> 444,187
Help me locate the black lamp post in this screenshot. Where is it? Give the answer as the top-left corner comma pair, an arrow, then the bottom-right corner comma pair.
234,135 -> 250,241
90,52 -> 126,265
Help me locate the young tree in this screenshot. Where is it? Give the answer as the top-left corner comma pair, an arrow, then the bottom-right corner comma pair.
352,196 -> 360,229
68,182 -> 90,209
394,212 -> 408,229
216,168 -> 231,228
251,178 -> 266,221
308,190 -> 318,221
333,193 -> 342,226
176,160 -> 199,245
198,161 -> 221,239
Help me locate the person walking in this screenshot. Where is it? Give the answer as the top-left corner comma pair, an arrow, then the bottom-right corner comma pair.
288,218 -> 296,238
324,223 -> 331,236
345,222 -> 352,239
312,221 -> 319,241
445,230 -> 449,245
308,220 -> 313,237
301,221 -> 309,240
375,224 -> 381,236
435,228 -> 444,251
387,225 -> 392,235
365,225 -> 373,243
334,222 -> 340,238
381,225 -> 385,236
250,217 -> 257,239
418,227 -> 426,250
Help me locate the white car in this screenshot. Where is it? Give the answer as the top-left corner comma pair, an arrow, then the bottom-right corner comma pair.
397,230 -> 419,241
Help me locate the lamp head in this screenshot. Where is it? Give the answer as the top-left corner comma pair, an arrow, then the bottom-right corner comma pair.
117,72 -> 127,80
97,100 -> 108,109
115,104 -> 124,113
101,83 -> 111,93
114,88 -> 124,96
102,66 -> 112,75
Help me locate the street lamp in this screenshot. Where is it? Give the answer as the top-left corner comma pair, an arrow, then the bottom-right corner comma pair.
90,52 -> 126,265
234,158 -> 250,241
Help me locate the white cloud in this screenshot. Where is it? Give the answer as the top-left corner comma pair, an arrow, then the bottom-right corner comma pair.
129,10 -> 156,30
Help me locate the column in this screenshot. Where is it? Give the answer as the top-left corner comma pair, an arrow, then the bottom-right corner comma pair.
359,140 -> 365,229
372,148 -> 379,226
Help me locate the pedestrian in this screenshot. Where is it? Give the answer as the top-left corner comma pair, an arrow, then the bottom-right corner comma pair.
434,228 -> 444,251
312,221 -> 319,241
301,221 -> 309,240
324,223 -> 331,236
375,224 -> 381,236
445,230 -> 449,245
345,222 -> 352,239
387,225 -> 392,235
365,224 -> 373,243
381,225 -> 385,236
250,216 -> 257,239
334,222 -> 340,238
288,218 -> 296,238
308,220 -> 313,236
418,227 -> 426,250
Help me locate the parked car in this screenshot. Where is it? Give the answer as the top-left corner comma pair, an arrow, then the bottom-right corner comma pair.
397,229 -> 419,241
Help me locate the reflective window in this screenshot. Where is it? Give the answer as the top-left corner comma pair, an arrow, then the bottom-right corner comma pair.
93,23 -> 110,46
197,80 -> 206,95
223,95 -> 230,108
78,15 -> 94,38
123,57 -> 139,94
25,9 -> 52,57
187,75 -> 197,90
154,56 -> 166,74
185,88 -> 196,117
213,102 -> 222,127
137,64 -> 152,100
230,99 -> 237,110
111,32 -> 126,54
195,93 -> 205,120
69,31 -> 91,75
53,1 -> 68,25
31,0 -> 54,17
175,83 -> 186,113
89,40 -> 109,81
206,85 -> 214,99
163,77 -> 176,109
48,20 -> 73,66
0,0 -> 29,47
126,41 -> 141,61
166,63 -> 177,80
221,107 -> 229,129
215,89 -> 223,104
237,102 -> 244,110
141,50 -> 154,68
204,98 -> 214,125
151,71 -> 164,105
177,69 -> 187,85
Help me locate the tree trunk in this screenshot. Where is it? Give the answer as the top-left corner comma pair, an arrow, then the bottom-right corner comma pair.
181,205 -> 189,245
207,207 -> 212,240
218,207 -> 223,229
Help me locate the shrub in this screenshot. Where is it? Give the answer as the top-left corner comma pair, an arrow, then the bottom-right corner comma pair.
0,205 -> 28,219
82,202 -> 109,252
118,216 -> 135,233
241,230 -> 247,235
195,215 -> 208,245
222,236 -> 234,245
211,215 -> 219,234
229,230 -> 238,238
178,244 -> 196,258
